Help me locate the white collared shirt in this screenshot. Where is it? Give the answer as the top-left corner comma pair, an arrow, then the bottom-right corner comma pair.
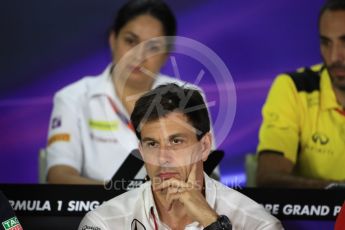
79,174 -> 283,230
46,65 -> 198,182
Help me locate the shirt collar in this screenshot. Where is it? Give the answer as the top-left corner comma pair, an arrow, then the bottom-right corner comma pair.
204,173 -> 217,208
320,67 -> 341,110
142,181 -> 160,229
88,64 -> 131,118
88,64 -> 116,98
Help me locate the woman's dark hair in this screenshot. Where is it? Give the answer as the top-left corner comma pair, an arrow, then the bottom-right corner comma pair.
111,0 -> 176,50
131,83 -> 210,141
319,0 -> 345,27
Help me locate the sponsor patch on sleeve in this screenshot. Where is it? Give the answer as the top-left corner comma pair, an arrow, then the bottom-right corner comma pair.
48,133 -> 70,146
89,120 -> 119,131
51,116 -> 62,129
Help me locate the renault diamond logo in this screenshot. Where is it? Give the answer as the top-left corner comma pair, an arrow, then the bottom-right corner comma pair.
312,132 -> 329,145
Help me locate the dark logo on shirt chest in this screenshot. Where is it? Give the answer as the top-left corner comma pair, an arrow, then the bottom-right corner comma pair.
131,219 -> 146,230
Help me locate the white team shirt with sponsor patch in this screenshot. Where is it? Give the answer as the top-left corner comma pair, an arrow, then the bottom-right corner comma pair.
78,174 -> 283,230
46,65 -> 207,182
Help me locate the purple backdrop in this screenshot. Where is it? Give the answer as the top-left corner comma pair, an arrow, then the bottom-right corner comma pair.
0,1 -> 325,184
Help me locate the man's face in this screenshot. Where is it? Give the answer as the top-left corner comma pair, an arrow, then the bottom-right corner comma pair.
320,10 -> 345,90
138,112 -> 211,188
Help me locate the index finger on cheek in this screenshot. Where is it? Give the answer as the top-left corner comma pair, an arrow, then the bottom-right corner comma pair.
187,163 -> 197,184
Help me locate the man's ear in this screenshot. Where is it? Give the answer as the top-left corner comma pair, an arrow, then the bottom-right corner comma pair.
161,52 -> 169,64
200,132 -> 212,162
138,141 -> 145,160
109,31 -> 116,52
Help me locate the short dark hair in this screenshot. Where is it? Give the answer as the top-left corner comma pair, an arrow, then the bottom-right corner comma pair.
131,83 -> 210,141
319,0 -> 345,27
111,0 -> 176,51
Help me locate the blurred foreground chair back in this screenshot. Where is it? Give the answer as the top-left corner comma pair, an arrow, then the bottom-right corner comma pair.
38,148 -> 47,183
245,153 -> 258,187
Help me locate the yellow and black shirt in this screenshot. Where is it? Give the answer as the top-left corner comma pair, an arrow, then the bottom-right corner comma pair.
258,64 -> 345,181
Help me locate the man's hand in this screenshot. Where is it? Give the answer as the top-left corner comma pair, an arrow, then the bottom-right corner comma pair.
153,164 -> 218,227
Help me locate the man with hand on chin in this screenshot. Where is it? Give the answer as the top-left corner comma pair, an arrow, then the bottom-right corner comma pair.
79,84 -> 283,230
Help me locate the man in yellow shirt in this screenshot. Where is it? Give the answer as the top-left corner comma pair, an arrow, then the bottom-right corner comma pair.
257,0 -> 345,188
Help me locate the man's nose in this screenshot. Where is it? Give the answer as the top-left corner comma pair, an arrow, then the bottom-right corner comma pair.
158,145 -> 172,166
330,42 -> 345,64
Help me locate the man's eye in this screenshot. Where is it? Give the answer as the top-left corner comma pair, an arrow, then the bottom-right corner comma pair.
146,142 -> 159,148
171,138 -> 184,145
341,38 -> 345,47
125,37 -> 136,45
320,38 -> 330,47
